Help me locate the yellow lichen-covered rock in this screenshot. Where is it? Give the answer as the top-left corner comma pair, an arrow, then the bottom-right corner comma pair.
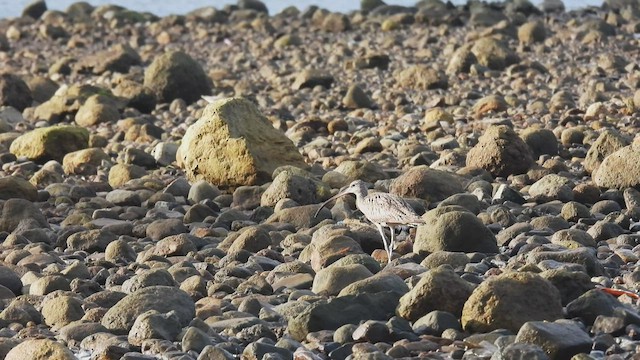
9,125 -> 89,162
62,147 -> 110,175
177,97 -> 306,188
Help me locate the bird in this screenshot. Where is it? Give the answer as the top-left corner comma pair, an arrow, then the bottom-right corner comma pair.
314,180 -> 425,264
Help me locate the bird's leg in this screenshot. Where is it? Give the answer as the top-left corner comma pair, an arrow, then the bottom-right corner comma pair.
389,226 -> 396,252
375,223 -> 391,264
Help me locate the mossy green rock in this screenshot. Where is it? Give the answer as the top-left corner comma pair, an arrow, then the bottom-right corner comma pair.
178,97 -> 306,188
9,126 -> 89,162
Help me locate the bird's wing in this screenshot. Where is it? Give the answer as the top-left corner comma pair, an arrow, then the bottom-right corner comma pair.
360,192 -> 424,226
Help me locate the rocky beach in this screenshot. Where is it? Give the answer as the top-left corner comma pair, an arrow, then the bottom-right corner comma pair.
0,0 -> 639,359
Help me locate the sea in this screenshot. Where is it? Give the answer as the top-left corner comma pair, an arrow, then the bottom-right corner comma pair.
0,0 -> 606,19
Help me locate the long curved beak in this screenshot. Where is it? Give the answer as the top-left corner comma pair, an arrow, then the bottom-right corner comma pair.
314,190 -> 349,218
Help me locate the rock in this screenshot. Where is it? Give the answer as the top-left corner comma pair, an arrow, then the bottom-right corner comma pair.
312,264 -> 373,296
41,295 -> 84,328
182,326 -> 214,353
334,160 -> 389,183
528,174 -> 574,202
30,275 -> 70,295
446,44 -> 477,75
243,342 -> 293,360
101,286 -> 195,334
113,80 -> 156,113
466,125 -> 534,178
22,0 -> 47,19
288,291 -> 399,341
148,234 -> 197,257
33,84 -> 105,123
527,248 -> 603,276
128,310 -> 182,346
226,226 -> 272,253
520,128 -> 558,157
0,176 -> 38,201
74,95 -> 120,127
343,84 -> 374,109
5,339 -> 75,360
470,37 -> 519,70
472,95 -> 508,117
105,189 -> 141,206
75,43 -> 141,74
397,265 -> 473,321
9,125 -> 89,162
412,310 -> 461,336
414,209 -> 498,254
518,20 -> 547,44
188,179 -> 220,203
395,65 -> 448,90
178,97 -> 306,187
421,251 -> 470,270
389,166 -> 464,202
67,229 -> 117,252
540,269 -> 594,305
146,218 -> 187,241
321,13 -> 350,33
492,343 -> 550,360
584,130 -> 627,174
261,170 -> 329,207
144,50 -> 211,104
0,266 -> 22,295
238,0 -> 268,12
0,74 -> 32,111
461,272 -> 563,333
304,232 -> 364,271
0,198 -> 49,232
565,289 -> 623,325
108,163 -> 148,188
338,272 -> 408,297
121,269 -> 176,294
594,145 -> 640,189
105,239 -> 137,263
515,320 -> 592,359
361,0 -> 386,12
62,148 -> 110,175
152,142 -> 179,165
292,69 -> 334,89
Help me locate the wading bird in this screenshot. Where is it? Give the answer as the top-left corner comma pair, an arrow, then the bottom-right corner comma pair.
314,180 -> 424,263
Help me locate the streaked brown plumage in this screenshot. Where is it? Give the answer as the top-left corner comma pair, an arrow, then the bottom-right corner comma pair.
314,180 -> 424,263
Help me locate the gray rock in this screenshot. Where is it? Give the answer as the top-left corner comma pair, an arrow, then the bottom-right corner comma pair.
0,74 -> 32,111
146,218 -> 188,241
338,272 -> 408,297
188,179 -> 221,203
288,291 -> 399,342
515,320 -> 591,359
0,266 -> 22,295
491,342 -> 550,360
412,310 -> 461,336
121,269 -> 177,293
565,289 -> 624,325
128,310 -> 182,346
526,247 -> 603,276
105,239 -> 137,263
528,174 -> 574,202
181,326 -> 214,353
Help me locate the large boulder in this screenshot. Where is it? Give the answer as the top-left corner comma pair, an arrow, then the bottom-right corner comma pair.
593,145 -> 640,189
144,50 -> 211,104
466,125 -> 533,178
414,208 -> 498,254
461,272 -> 563,333
177,97 -> 306,188
9,126 -> 89,162
397,265 -> 473,321
389,166 -> 465,202
101,286 -> 195,334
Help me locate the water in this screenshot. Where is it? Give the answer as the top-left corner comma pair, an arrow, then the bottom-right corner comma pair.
0,0 -> 605,19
